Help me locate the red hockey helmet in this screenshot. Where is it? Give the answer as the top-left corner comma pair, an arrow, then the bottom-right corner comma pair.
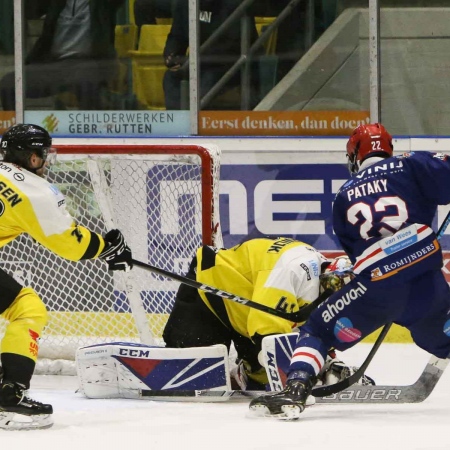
346,123 -> 393,174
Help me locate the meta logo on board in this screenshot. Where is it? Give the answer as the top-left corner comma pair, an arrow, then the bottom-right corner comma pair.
218,164 -> 348,249
153,163 -> 450,255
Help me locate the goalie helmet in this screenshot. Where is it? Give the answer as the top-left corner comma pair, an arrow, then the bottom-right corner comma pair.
0,124 -> 54,171
320,255 -> 354,294
346,123 -> 393,174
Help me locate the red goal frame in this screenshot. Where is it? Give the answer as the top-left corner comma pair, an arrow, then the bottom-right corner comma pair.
54,144 -> 217,244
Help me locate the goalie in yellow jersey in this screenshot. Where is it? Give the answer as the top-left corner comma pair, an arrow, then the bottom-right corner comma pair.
0,124 -> 133,430
163,238 -> 371,392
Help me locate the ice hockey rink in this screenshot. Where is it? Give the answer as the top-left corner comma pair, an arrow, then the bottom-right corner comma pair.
1,343 -> 448,450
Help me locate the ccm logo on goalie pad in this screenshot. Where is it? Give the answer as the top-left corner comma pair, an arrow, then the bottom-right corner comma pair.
265,352 -> 284,391
118,348 -> 154,357
261,333 -> 298,391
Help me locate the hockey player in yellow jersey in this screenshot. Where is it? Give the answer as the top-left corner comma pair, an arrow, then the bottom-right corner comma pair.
163,237 -> 358,390
0,124 -> 133,430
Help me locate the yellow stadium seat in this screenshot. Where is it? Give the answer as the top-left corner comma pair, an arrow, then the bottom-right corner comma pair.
156,18 -> 173,25
115,24 -> 138,57
135,24 -> 171,54
128,24 -> 172,110
135,65 -> 167,110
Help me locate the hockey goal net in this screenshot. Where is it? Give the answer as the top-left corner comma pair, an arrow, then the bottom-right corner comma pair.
0,144 -> 222,372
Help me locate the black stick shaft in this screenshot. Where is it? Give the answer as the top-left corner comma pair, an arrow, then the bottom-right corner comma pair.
132,258 -> 332,322
312,322 -> 392,397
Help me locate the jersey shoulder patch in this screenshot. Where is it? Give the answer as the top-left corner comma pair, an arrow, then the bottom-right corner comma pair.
432,152 -> 449,161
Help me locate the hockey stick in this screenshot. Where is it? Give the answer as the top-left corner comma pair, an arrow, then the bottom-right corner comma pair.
132,259 -> 333,323
437,209 -> 450,239
313,211 -> 450,398
312,322 -> 392,397
139,389 -> 261,402
314,354 -> 450,404
139,354 -> 450,404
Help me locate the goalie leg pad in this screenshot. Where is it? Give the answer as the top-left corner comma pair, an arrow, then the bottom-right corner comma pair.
260,333 -> 315,406
261,333 -> 298,392
76,343 -> 231,399
260,333 -> 376,402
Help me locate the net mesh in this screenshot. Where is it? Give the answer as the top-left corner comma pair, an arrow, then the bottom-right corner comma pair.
0,145 -> 221,362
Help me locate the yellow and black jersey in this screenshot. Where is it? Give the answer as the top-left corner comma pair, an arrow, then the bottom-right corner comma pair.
0,162 -> 105,261
196,237 -> 328,342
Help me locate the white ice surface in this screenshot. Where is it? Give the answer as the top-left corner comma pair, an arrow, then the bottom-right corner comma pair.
2,344 -> 450,450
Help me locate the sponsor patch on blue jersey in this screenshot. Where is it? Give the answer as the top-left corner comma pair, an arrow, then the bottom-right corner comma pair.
433,152 -> 448,161
380,227 -> 418,255
396,152 -> 414,159
443,319 -> 450,337
334,317 -> 362,343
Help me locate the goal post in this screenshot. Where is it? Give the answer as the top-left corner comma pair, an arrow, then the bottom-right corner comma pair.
0,144 -> 222,369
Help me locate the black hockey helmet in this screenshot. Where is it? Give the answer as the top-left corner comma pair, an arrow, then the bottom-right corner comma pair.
1,124 -> 53,170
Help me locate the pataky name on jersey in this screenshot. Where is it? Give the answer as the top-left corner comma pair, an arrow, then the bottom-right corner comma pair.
347,179 -> 388,201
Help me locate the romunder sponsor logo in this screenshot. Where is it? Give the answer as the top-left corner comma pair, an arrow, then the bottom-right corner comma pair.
382,243 -> 436,273
322,282 -> 367,323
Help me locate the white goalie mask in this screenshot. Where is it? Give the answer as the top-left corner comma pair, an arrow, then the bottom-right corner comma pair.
320,255 -> 354,294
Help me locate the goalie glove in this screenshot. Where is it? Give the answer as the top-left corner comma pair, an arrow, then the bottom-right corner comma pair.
320,355 -> 375,387
99,229 -> 133,272
230,359 -> 268,391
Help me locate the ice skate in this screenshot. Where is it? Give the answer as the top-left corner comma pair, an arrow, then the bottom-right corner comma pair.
249,371 -> 315,420
0,381 -> 53,430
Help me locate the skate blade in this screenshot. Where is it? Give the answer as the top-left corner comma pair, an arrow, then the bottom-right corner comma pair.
249,404 -> 302,421
281,405 -> 302,420
0,411 -> 54,430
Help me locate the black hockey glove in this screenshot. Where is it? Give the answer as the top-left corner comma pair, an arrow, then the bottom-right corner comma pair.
99,229 -> 133,272
165,53 -> 187,70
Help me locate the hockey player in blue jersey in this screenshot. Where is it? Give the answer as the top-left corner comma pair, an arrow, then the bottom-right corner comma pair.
249,123 -> 450,419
